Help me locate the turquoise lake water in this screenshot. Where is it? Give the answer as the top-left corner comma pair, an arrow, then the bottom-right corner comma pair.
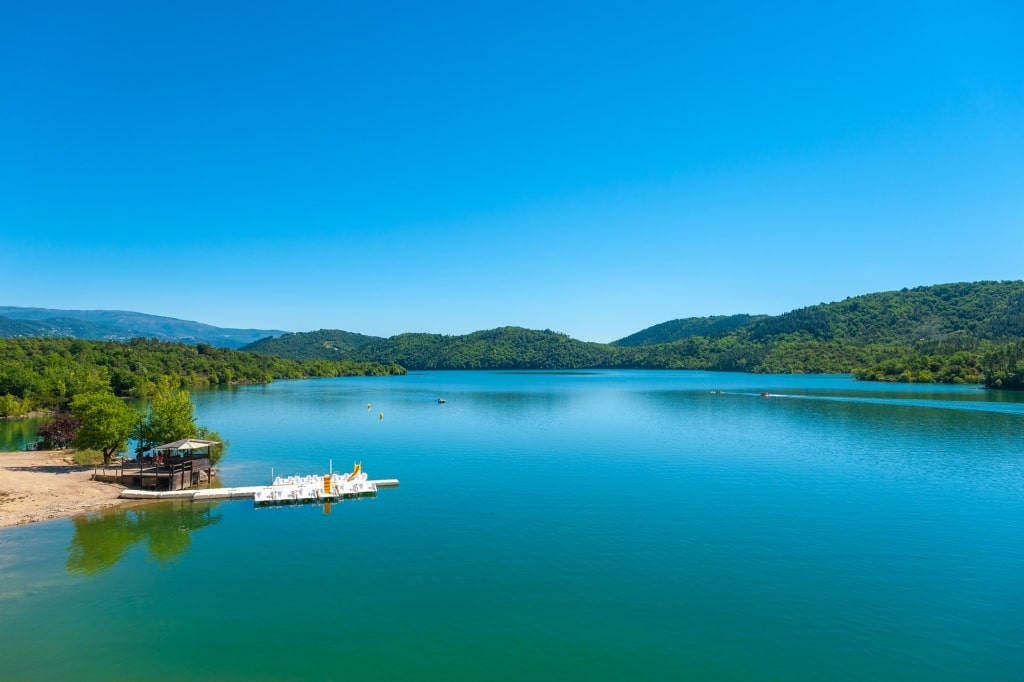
1,370 -> 1023,681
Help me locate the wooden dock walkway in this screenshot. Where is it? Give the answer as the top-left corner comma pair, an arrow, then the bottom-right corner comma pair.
95,455 -> 212,492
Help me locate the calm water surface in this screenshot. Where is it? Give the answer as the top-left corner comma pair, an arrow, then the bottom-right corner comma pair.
1,371 -> 1022,681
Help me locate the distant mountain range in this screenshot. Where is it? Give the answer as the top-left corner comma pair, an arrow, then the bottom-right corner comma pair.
0,307 -> 287,349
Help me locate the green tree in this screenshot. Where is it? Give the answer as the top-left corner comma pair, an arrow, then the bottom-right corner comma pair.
134,379 -> 228,464
0,393 -> 28,418
195,425 -> 227,464
70,391 -> 140,465
135,377 -> 198,451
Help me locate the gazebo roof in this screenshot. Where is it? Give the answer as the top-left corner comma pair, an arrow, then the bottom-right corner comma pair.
152,438 -> 221,452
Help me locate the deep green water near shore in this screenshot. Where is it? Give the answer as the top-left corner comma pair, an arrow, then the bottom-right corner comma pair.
2,371 -> 1023,681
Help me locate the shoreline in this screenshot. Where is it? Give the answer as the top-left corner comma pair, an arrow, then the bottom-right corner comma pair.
0,449 -> 131,529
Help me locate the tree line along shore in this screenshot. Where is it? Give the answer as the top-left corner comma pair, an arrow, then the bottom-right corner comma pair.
4,280 -> 1023,529
238,282 -> 1024,388
2,281 -> 1024,426
0,336 -> 405,419
0,338 -> 409,527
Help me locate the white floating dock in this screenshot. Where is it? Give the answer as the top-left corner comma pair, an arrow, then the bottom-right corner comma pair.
253,472 -> 378,506
119,479 -> 398,503
117,461 -> 398,508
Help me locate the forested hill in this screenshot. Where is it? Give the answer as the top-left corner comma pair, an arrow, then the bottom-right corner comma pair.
242,281 -> 1024,387
618,281 -> 1024,347
241,329 -> 385,361
0,337 -> 405,416
246,327 -> 614,370
614,314 -> 768,347
728,281 -> 1024,345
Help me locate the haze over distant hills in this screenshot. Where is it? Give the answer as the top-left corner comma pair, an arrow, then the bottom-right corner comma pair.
0,307 -> 287,349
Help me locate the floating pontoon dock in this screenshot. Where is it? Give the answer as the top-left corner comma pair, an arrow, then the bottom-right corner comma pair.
118,478 -> 399,504
117,461 -> 398,507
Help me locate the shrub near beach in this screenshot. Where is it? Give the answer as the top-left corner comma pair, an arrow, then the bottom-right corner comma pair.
36,414 -> 81,449
72,449 -> 104,466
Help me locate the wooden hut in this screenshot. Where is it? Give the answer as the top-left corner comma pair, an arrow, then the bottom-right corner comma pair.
103,438 -> 220,491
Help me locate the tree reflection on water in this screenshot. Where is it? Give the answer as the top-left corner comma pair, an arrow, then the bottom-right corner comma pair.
66,501 -> 222,574
0,416 -> 45,451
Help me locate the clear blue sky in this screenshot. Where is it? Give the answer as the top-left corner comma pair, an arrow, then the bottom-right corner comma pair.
2,1 -> 1021,342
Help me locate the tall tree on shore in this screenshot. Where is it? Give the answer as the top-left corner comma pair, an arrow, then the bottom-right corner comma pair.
133,377 -> 228,463
70,391 -> 140,465
134,377 -> 198,451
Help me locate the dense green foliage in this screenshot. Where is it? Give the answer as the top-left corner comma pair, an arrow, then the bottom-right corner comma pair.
981,342 -> 1024,389
134,378 -> 199,451
613,315 -> 769,347
852,350 -> 986,384
360,328 -> 618,370
135,378 -> 227,463
3,282 -> 1019,391
70,391 -> 140,464
0,393 -> 31,417
0,336 -> 405,415
243,281 -> 1024,387
242,329 -> 383,361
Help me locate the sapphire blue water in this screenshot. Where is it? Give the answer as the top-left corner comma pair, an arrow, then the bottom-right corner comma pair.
1,371 -> 1022,680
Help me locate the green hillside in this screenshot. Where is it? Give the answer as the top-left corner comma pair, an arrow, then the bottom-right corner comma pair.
241,329 -> 383,361
0,337 -> 405,416
742,281 -> 1024,345
613,314 -> 768,347
242,281 -> 1024,387
364,327 -> 617,370
245,327 -> 617,369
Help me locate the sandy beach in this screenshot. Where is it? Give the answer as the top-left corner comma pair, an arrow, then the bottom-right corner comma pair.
0,449 -> 129,529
